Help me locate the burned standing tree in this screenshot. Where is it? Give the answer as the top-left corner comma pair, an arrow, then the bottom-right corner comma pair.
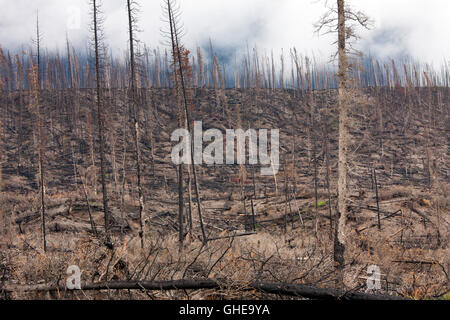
315,0 -> 371,287
163,0 -> 207,247
323,109 -> 333,240
127,0 -> 145,249
163,1 -> 185,250
30,12 -> 47,253
90,0 -> 112,247
30,61 -> 47,253
0,0 -> 448,302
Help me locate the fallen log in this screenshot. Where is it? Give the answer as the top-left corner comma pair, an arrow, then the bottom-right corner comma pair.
207,232 -> 256,241
357,210 -> 402,233
15,201 -> 74,225
392,260 -> 434,265
1,279 -> 406,300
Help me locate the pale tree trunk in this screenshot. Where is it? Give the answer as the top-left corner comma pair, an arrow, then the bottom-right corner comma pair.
334,0 -> 348,287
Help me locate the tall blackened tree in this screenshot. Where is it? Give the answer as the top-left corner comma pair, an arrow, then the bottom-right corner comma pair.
90,0 -> 112,247
126,0 -> 146,249
162,0 -> 207,248
30,12 -> 47,252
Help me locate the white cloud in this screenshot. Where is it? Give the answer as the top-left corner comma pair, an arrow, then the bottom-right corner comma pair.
0,0 -> 448,66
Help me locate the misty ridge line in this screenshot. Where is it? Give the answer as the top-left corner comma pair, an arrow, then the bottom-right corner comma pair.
0,43 -> 449,91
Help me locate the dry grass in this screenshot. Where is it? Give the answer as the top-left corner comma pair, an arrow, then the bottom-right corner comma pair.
1,196 -> 448,300
0,88 -> 448,300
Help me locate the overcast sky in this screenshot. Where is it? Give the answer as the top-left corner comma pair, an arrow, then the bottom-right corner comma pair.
0,0 -> 449,66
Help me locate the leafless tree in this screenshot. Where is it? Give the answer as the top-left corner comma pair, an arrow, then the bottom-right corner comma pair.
315,0 -> 372,287
90,0 -> 112,247
30,12 -> 47,253
162,0 -> 207,248
127,0 -> 145,249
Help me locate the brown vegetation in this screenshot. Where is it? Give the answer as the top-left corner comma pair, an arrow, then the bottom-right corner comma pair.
0,0 -> 448,301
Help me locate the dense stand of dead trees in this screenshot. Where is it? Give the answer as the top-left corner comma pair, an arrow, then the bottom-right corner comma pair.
0,0 -> 447,299
0,44 -> 447,93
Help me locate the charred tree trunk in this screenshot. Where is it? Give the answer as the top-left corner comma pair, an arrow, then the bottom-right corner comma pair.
166,0 -> 207,245
33,14 -> 47,253
127,0 -> 145,249
2,279 -> 406,300
91,0 -> 111,247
